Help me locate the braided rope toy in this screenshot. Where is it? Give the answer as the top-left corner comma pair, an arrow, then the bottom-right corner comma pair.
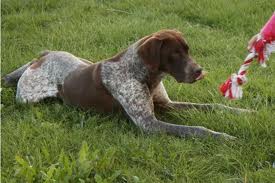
220,13 -> 275,99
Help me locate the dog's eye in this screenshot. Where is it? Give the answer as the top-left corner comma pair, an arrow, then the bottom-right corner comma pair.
173,51 -> 182,56
171,52 -> 180,58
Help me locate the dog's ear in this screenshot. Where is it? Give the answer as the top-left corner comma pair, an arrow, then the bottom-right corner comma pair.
137,36 -> 162,71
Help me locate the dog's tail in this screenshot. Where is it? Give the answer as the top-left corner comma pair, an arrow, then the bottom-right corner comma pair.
2,50 -> 50,86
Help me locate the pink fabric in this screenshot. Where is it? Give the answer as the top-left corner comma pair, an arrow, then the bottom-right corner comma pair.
261,12 -> 275,41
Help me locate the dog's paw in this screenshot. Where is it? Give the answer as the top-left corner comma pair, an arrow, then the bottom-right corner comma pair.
216,104 -> 256,114
220,133 -> 237,140
237,108 -> 256,113
227,106 -> 256,114
212,132 -> 237,140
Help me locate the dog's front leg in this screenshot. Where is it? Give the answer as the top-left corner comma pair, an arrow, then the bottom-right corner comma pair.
162,101 -> 254,113
140,115 -> 236,140
111,80 -> 235,139
151,82 -> 253,113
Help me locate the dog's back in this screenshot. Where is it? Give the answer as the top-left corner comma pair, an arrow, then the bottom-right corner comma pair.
3,51 -> 90,103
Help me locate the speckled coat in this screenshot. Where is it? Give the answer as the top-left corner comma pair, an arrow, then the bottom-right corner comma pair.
3,30 -> 252,140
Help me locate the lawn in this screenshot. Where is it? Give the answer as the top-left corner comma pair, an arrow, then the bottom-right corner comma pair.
1,0 -> 275,182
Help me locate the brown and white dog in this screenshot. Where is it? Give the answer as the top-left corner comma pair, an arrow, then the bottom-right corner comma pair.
3,30 -> 252,139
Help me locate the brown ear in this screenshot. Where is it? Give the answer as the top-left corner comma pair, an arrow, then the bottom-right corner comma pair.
137,36 -> 162,71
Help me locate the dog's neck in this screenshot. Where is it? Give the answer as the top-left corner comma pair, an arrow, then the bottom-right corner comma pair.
121,42 -> 165,88
101,41 -> 165,91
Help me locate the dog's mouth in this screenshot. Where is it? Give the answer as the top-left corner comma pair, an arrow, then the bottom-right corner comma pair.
195,71 -> 207,81
173,71 -> 207,84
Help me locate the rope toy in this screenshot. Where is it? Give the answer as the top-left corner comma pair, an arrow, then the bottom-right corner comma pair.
220,12 -> 275,99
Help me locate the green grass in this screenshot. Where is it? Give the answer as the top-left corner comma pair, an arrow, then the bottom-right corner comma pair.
1,0 -> 275,182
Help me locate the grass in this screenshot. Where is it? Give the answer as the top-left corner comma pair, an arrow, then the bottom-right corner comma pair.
1,0 -> 275,182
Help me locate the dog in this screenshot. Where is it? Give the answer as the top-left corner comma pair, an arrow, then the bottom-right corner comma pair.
3,29 -> 252,139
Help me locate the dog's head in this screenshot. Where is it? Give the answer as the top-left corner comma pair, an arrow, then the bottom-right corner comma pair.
138,29 -> 204,83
